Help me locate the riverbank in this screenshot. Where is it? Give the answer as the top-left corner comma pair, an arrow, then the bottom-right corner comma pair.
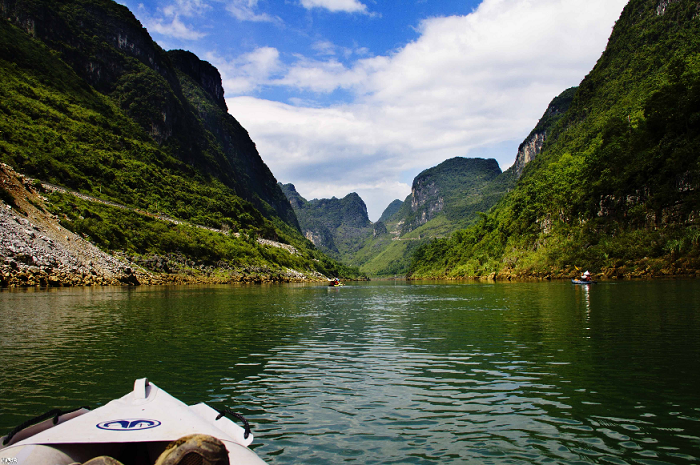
407,260 -> 700,282
0,164 -> 328,288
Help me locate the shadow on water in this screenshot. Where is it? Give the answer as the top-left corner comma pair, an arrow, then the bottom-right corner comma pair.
1,280 -> 699,464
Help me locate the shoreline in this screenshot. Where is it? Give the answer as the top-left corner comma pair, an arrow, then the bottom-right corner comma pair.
405,266 -> 700,282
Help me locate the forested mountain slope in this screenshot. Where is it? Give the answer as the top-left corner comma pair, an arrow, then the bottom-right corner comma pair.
353,157 -> 513,276
279,183 -> 374,265
0,0 -> 359,283
409,0 -> 700,279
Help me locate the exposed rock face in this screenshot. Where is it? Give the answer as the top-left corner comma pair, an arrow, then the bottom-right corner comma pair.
410,179 -> 445,226
401,157 -> 502,234
513,132 -> 546,178
512,87 -> 577,179
305,228 -> 338,252
656,0 -> 680,15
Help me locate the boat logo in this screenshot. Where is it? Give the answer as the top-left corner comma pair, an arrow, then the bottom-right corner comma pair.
97,419 -> 162,431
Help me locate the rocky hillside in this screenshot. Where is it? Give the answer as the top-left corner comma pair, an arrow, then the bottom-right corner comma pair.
395,157 -> 504,234
0,163 -> 337,286
0,163 -> 144,287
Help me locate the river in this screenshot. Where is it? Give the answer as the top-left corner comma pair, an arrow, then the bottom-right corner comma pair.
1,280 -> 699,464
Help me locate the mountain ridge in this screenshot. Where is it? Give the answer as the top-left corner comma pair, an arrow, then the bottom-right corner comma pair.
0,0 -> 362,285
408,0 -> 700,280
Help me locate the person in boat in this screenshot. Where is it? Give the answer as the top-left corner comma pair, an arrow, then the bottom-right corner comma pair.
76,434 -> 230,465
580,270 -> 592,282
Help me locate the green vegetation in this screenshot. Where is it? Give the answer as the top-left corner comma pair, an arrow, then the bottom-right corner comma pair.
0,1 -> 360,280
378,199 -> 402,223
278,184 -> 373,268
409,0 -> 700,279
352,157 -> 512,277
0,18 -> 271,235
48,191 -> 357,278
395,157 -> 504,234
353,217 -> 453,276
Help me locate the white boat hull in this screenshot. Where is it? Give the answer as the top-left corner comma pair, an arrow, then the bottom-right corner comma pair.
0,378 -> 267,464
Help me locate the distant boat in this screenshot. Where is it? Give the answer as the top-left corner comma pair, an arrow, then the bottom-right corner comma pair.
328,278 -> 344,287
0,378 -> 266,464
572,279 -> 596,284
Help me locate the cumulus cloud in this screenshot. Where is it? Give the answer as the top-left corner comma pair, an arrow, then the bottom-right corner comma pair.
224,0 -> 628,220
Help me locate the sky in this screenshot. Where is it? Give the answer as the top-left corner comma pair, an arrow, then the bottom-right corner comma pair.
121,0 -> 629,221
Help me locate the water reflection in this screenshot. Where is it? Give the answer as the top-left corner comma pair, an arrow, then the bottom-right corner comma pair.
1,281 -> 699,464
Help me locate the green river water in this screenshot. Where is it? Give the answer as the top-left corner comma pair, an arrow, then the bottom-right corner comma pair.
1,280 -> 699,464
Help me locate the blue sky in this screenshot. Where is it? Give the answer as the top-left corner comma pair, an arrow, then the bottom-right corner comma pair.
122,0 -> 629,221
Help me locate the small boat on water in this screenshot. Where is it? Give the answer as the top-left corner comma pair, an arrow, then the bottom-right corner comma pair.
328,278 -> 344,287
0,378 -> 267,465
572,270 -> 595,284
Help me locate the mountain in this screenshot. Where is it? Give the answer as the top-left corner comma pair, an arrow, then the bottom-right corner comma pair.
512,87 -> 577,178
1,0 -> 297,228
395,157 -> 504,235
378,199 -> 403,223
279,183 -> 373,263
0,0 -> 359,284
280,157 -> 512,277
353,157 -> 513,276
409,0 -> 700,280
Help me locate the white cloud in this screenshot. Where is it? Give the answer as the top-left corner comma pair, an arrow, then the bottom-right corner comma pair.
224,0 -> 629,220
162,0 -> 210,17
207,47 -> 282,94
146,14 -> 207,40
224,0 -> 277,22
300,0 -> 368,14
137,0 -> 208,40
311,40 -> 336,56
275,57 -> 368,92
